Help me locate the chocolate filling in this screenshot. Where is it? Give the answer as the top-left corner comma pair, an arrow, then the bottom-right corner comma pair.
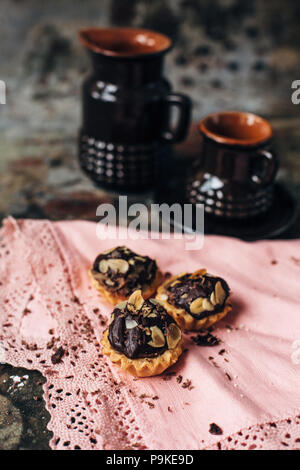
92,246 -> 157,297
108,298 -> 180,359
166,273 -> 230,319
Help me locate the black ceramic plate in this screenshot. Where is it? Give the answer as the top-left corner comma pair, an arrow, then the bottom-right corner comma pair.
156,179 -> 298,241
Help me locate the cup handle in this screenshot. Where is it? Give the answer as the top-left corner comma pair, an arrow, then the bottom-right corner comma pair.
252,149 -> 278,186
161,93 -> 192,143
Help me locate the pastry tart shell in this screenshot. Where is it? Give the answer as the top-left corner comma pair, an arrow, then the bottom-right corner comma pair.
101,330 -> 184,377
156,273 -> 232,331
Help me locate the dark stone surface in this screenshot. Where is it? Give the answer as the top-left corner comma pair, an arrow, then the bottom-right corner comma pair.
0,0 -> 300,450
0,365 -> 52,450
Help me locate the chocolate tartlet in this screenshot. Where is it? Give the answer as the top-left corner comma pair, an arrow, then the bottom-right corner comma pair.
101,290 -> 183,377
89,246 -> 162,305
156,269 -> 231,331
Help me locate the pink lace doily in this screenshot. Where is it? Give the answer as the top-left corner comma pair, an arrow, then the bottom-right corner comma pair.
0,217 -> 299,450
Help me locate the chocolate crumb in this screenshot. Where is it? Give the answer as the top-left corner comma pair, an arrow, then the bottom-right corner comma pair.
147,401 -> 155,409
281,441 -> 289,447
51,346 -> 65,364
168,406 -> 173,413
162,376 -> 172,381
209,423 -> 223,435
152,396 -> 159,400
176,375 -> 183,384
182,379 -> 194,390
211,360 -> 220,368
139,393 -> 148,400
271,260 -> 277,265
164,272 -> 172,280
93,308 -> 100,314
225,372 -> 232,381
192,332 -> 221,347
218,349 -> 226,355
182,379 -> 191,389
291,256 -> 300,266
269,422 -> 277,428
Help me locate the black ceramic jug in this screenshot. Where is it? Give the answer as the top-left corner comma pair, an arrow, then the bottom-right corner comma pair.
79,27 -> 191,192
187,111 -> 278,219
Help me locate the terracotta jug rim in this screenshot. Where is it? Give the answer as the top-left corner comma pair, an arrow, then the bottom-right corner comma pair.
198,110 -> 273,147
79,27 -> 172,58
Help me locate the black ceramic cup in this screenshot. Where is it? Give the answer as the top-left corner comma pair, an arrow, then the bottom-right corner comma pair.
78,27 -> 191,192
187,111 -> 278,219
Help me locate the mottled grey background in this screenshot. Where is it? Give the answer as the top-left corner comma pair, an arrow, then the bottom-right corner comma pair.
0,0 -> 300,224
0,0 -> 300,225
1,0 -> 300,135
0,0 -> 300,450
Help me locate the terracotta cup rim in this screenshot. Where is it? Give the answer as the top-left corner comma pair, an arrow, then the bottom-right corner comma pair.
198,111 -> 273,147
78,27 -> 172,58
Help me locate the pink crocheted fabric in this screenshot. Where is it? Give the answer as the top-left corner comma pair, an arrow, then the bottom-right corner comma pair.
0,217 -> 300,450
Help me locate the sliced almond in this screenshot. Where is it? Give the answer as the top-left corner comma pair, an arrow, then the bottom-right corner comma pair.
128,290 -> 144,311
148,326 -> 165,348
159,294 -> 168,301
210,291 -> 216,305
107,258 -> 129,274
125,318 -> 138,330
202,298 -> 214,311
93,272 -> 105,282
190,297 -> 204,314
105,279 -> 115,286
215,281 -> 226,305
148,313 -> 157,318
166,323 -> 181,349
115,301 -> 127,311
134,256 -> 146,262
99,259 -> 108,273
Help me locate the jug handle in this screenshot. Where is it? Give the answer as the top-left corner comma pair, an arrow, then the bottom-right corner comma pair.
161,93 -> 192,143
251,149 -> 278,186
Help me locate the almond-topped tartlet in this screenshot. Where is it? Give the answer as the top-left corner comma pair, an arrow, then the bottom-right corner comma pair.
89,246 -> 162,305
156,269 -> 231,331
101,290 -> 183,377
